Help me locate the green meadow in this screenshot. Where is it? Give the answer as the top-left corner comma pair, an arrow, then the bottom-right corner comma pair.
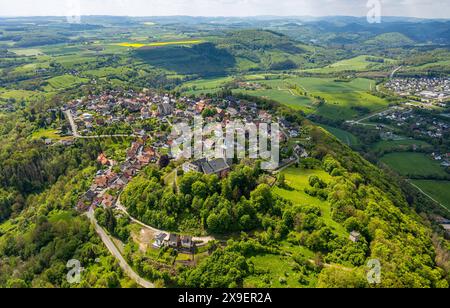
273,167 -> 347,237
411,180 -> 450,210
301,55 -> 394,73
318,125 -> 360,147
180,75 -> 386,120
372,139 -> 432,153
380,152 -> 448,178
45,74 -> 89,90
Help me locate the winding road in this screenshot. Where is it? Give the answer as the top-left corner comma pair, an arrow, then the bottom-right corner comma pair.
64,110 -> 137,139
87,208 -> 155,288
390,66 -> 403,79
115,197 -> 215,246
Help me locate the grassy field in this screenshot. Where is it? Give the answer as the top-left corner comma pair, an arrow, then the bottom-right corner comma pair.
273,167 -> 347,237
244,253 -> 313,288
411,180 -> 450,210
0,89 -> 42,101
31,128 -> 71,141
179,75 -> 386,120
372,139 -> 432,153
179,76 -> 234,95
45,74 -> 89,90
237,87 -> 315,113
413,60 -> 450,70
238,76 -> 386,120
381,152 -> 448,178
302,55 -> 394,73
318,124 -> 360,147
116,40 -> 204,48
10,48 -> 43,56
83,66 -> 133,78
289,77 -> 387,120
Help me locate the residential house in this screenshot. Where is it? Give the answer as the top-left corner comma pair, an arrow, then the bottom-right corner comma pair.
101,194 -> 115,208
182,158 -> 231,178
349,231 -> 361,243
166,234 -> 180,248
153,233 -> 168,248
158,102 -> 173,116
94,176 -> 108,188
97,153 -> 110,166
181,236 -> 195,250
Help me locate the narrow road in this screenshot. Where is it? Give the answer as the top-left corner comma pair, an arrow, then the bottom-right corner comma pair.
115,197 -> 215,246
87,208 -> 155,288
64,110 -> 80,138
390,66 -> 403,79
64,110 -> 137,139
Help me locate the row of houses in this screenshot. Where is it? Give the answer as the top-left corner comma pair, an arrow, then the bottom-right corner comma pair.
153,233 -> 196,251
77,140 -> 158,211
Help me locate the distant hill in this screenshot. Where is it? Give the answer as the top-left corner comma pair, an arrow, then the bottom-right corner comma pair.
134,42 -> 236,76
364,32 -> 415,47
134,30 -> 315,76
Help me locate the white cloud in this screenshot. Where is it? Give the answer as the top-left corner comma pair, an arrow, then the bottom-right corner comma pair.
0,0 -> 448,18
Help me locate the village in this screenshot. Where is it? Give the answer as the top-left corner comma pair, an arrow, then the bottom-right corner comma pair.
385,77 -> 450,104
367,106 -> 450,167
70,89 -> 307,254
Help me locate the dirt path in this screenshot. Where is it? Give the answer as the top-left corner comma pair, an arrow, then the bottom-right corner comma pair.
407,180 -> 450,214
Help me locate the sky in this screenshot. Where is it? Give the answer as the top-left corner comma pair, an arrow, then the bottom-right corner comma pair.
0,0 -> 449,19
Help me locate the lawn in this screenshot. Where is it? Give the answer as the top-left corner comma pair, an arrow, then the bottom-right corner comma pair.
380,152 -> 448,178
411,180 -> 450,211
318,124 -> 360,147
273,167 -> 347,237
413,60 -> 450,70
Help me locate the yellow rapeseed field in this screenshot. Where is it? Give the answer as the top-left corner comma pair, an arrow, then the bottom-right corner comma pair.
116,40 -> 204,48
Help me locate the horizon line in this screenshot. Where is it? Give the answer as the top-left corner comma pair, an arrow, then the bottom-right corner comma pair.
0,14 -> 448,20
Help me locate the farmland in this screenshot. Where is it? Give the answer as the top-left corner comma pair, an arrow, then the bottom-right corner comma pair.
371,139 -> 432,153
301,55 -> 394,74
179,75 -> 388,121
318,124 -> 360,147
45,74 -> 89,90
380,152 -> 448,178
411,180 -> 450,211
116,40 -> 204,48
238,76 -> 388,120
